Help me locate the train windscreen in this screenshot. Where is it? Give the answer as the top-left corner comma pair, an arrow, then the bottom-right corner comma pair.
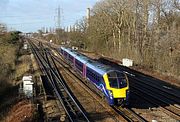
107,71 -> 127,88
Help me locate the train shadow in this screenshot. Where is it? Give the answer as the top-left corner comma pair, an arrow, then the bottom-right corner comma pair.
128,90 -> 158,109
88,111 -> 116,122
97,57 -> 180,110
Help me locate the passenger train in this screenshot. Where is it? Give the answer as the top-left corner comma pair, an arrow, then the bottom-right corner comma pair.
60,47 -> 129,106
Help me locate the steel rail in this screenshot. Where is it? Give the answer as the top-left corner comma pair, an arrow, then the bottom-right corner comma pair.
28,40 -> 74,120
95,55 -> 180,120
97,57 -> 180,100
130,79 -> 180,110
131,84 -> 180,120
112,106 -> 147,122
51,51 -> 148,122
46,50 -> 90,122
29,41 -> 83,122
128,76 -> 180,104
28,40 -> 90,122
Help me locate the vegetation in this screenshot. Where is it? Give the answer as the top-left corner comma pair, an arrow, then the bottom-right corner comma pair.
0,24 -> 22,119
85,0 -> 180,77
0,26 -> 20,83
53,0 -> 180,78
35,0 -> 179,78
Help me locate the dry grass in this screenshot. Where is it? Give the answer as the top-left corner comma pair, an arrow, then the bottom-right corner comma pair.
14,55 -> 32,84
0,45 -> 17,65
5,100 -> 36,122
31,54 -> 39,73
0,53 -> 34,121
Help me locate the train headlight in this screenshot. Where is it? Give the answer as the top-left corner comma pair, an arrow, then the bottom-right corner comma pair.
108,90 -> 113,96
126,90 -> 130,94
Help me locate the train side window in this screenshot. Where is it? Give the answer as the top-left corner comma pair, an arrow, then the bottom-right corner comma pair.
94,74 -> 96,80
95,75 -> 98,81
97,77 -> 99,81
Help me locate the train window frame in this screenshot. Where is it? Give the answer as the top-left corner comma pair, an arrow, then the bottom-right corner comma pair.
75,60 -> 83,72
86,67 -> 102,83
108,71 -> 127,89
68,55 -> 74,63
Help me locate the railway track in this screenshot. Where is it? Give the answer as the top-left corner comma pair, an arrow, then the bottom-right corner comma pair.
31,38 -> 180,121
131,87 -> 180,121
98,57 -> 180,121
130,76 -> 180,106
52,53 -> 127,121
50,48 -> 147,122
28,40 -> 90,122
113,106 -> 147,122
130,78 -> 180,120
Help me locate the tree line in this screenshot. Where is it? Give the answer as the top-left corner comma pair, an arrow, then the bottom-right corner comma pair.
0,24 -> 21,94
45,0 -> 180,78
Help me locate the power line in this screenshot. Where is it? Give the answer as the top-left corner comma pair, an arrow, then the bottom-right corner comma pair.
55,5 -> 63,29
58,6 -> 61,28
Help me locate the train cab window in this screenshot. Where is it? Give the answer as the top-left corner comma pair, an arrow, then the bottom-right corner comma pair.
108,71 -> 127,88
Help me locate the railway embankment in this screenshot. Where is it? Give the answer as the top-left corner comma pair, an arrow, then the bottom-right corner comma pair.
0,32 -> 22,120
0,35 -> 38,121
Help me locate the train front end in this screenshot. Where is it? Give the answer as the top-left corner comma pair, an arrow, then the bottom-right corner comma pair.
103,71 -> 129,106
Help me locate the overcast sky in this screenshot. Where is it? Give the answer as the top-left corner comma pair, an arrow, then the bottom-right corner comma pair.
0,0 -> 98,32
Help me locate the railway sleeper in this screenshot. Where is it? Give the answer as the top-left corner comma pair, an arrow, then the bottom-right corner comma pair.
60,88 -> 65,92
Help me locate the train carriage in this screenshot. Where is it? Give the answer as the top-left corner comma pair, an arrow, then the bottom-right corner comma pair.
60,47 -> 69,61
74,54 -> 89,77
60,47 -> 129,106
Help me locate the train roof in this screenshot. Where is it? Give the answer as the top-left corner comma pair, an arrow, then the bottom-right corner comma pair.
76,55 -> 90,64
68,48 -> 79,58
66,48 -> 90,63
61,47 -> 70,55
60,47 -> 116,75
86,60 -> 113,75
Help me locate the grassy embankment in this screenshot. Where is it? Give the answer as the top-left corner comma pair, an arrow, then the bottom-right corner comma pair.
0,31 -> 23,120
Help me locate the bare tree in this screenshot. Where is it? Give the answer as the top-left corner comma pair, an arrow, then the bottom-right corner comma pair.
68,0 -> 180,77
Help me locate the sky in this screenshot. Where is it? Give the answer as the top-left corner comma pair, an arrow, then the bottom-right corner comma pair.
0,0 -> 98,32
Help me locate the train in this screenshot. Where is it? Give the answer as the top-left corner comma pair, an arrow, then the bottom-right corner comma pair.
59,47 -> 129,106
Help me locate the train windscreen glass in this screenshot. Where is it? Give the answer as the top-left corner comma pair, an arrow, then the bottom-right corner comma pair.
108,71 -> 127,88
